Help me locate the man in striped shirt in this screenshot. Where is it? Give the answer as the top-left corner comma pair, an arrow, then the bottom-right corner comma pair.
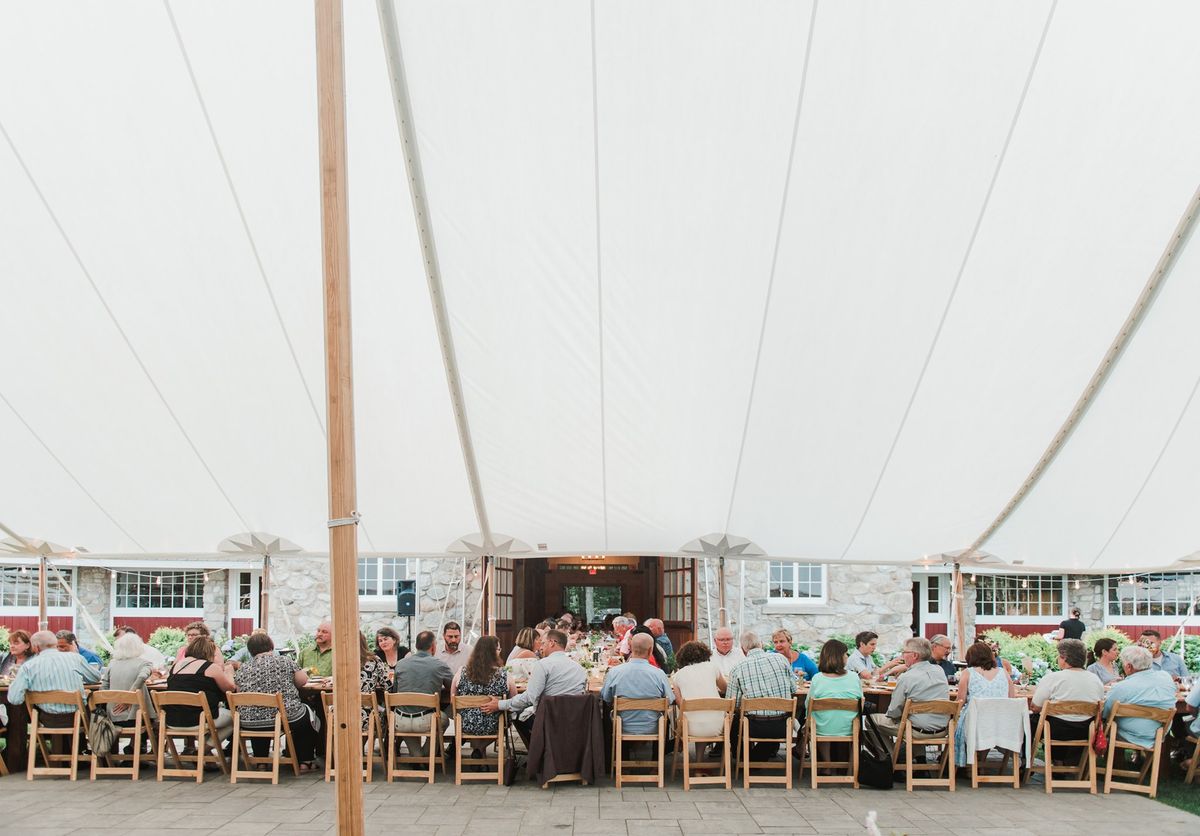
727,631 -> 799,760
7,630 -> 100,737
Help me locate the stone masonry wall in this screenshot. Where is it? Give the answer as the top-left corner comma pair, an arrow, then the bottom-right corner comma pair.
74,566 -> 111,644
697,560 -> 912,656
203,570 -> 227,636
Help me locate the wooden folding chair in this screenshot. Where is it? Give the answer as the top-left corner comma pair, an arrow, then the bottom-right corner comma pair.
451,695 -> 506,785
734,697 -> 797,789
611,697 -> 667,788
88,689 -> 153,781
383,691 -> 444,783
25,690 -> 89,780
1185,734 -> 1199,786
964,698 -> 1025,789
1102,702 -> 1174,798
891,698 -> 960,791
324,691 -> 383,782
229,692 -> 302,784
150,690 -> 228,782
673,698 -> 733,790
0,711 -> 9,776
1027,700 -> 1100,793
801,697 -> 860,789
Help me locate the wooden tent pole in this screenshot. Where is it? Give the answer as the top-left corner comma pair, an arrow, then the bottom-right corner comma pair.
717,556 -> 728,628
38,554 -> 48,629
315,2 -> 363,833
260,555 -> 271,630
953,563 -> 967,653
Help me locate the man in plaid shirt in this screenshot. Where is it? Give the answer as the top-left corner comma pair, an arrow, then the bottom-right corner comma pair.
727,631 -> 798,760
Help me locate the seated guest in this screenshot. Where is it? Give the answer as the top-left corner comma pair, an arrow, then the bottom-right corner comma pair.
435,621 -> 472,676
480,629 -> 586,743
711,627 -> 746,678
644,618 -> 674,660
630,625 -> 669,669
982,637 -> 1015,681
771,628 -> 818,681
7,630 -> 100,749
953,641 -> 1014,763
870,637 -> 950,754
613,616 -> 635,656
1031,638 -> 1103,742
672,641 -> 727,757
1140,630 -> 1186,680
227,628 -> 272,671
298,621 -> 334,676
114,626 -> 167,667
807,639 -> 864,764
103,631 -> 155,727
357,632 -> 391,730
55,630 -> 101,667
0,628 -> 33,677
1087,638 -> 1122,684
165,634 -> 236,739
848,631 -> 911,682
453,637 -> 513,757
728,631 -> 798,760
1103,645 -> 1178,748
174,622 -> 217,663
392,631 -> 452,756
233,631 -> 317,771
555,620 -> 578,649
507,627 -> 538,663
374,627 -> 408,671
602,633 -> 674,752
929,635 -> 957,681
1182,677 -> 1200,772
600,614 -> 616,637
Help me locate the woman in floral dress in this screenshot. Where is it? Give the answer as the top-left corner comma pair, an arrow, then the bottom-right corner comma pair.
453,636 -> 514,757
359,632 -> 390,731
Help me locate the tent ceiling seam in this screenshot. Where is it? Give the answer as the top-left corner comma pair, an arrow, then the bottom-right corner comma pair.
722,0 -> 820,537
162,1 -> 329,442
837,0 -> 1059,561
976,182 -> 1200,567
377,0 -> 492,545
0,389 -> 147,552
589,0 -> 609,552
0,120 -> 253,536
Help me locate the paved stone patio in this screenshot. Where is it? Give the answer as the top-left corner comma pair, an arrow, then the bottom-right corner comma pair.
2,773 -> 1199,836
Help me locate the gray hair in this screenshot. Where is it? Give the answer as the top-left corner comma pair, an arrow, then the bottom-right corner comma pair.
929,634 -> 949,648
1119,644 -> 1152,673
613,616 -> 634,630
112,631 -> 146,661
30,630 -> 58,651
1057,638 -> 1086,670
740,631 -> 760,654
904,637 -> 932,662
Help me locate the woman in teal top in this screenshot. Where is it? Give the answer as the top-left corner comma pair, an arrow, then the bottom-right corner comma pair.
806,639 -> 863,738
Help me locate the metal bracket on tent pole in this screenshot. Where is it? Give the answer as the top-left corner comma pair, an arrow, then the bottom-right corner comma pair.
327,511 -> 361,528
966,182 -> 1200,560
376,0 -> 492,545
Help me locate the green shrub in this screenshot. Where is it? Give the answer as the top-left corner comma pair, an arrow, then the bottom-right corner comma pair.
148,626 -> 188,659
1163,633 -> 1200,674
0,626 -> 9,652
978,628 -> 1058,683
95,628 -> 118,665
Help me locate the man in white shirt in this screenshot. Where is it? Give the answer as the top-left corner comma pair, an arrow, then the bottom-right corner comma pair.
711,627 -> 745,678
434,621 -> 472,676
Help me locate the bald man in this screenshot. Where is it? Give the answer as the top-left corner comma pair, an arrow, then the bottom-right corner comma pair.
601,633 -> 674,739
711,627 -> 745,678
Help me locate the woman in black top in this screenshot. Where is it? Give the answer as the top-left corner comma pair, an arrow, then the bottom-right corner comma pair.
1054,608 -> 1086,641
165,635 -> 237,741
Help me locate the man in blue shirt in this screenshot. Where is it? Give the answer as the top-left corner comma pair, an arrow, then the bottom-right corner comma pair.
1139,630 -> 1187,680
1104,645 -> 1177,749
602,633 -> 673,757
9,630 -> 100,755
56,630 -> 102,667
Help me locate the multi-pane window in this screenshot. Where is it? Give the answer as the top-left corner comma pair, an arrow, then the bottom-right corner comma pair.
492,557 -> 513,622
926,575 -> 942,615
0,566 -> 72,608
114,570 -> 204,610
660,557 -> 694,622
1107,572 -> 1200,618
767,562 -> 826,604
357,557 -> 413,598
974,574 -> 1064,618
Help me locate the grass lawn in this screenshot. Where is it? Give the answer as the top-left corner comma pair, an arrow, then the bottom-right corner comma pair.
1155,768 -> 1200,817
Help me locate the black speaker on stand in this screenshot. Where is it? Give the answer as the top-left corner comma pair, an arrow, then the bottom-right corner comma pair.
396,578 -> 417,648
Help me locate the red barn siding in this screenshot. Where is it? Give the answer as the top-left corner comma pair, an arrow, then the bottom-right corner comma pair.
923,622 -> 949,640
976,622 -> 1200,639
231,618 -> 255,637
0,615 -> 74,634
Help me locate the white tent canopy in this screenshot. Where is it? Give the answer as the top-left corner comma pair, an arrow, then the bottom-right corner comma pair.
2,1 -> 1199,572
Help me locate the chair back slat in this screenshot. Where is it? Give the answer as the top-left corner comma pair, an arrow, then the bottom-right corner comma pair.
679,697 -> 733,713
452,695 -> 491,710
229,691 -> 286,711
151,690 -> 207,709
910,699 -> 960,718
741,697 -> 795,715
89,689 -> 139,707
614,697 -> 669,712
1111,702 -> 1174,724
26,690 -> 85,709
386,691 -> 438,710
810,698 -> 861,714
1043,700 -> 1101,719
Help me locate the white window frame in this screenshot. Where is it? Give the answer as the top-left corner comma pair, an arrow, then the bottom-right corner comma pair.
764,561 -> 828,612
227,568 -> 261,631
357,557 -> 418,612
0,564 -> 75,618
1105,571 -> 1200,625
973,573 -> 1066,624
110,569 -> 205,620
